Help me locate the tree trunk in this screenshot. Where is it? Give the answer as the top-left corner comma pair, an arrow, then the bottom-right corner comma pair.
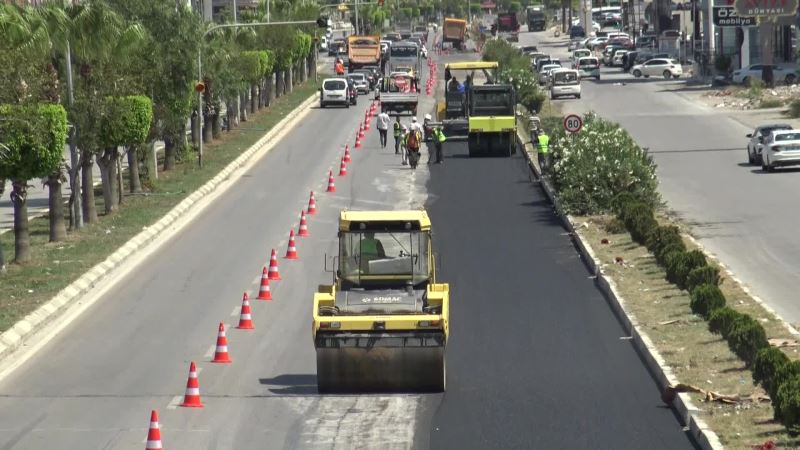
190,111 -> 200,148
275,71 -> 284,98
240,90 -> 248,122
97,147 -> 119,214
211,106 -> 222,139
250,84 -> 257,113
267,73 -> 275,106
46,172 -> 67,242
10,180 -> 30,263
81,150 -> 98,223
127,145 -> 142,193
116,155 -> 124,206
286,68 -> 293,94
203,107 -> 213,142
258,79 -> 266,108
226,98 -> 237,132
302,58 -> 308,82
164,136 -> 177,171
235,94 -> 241,126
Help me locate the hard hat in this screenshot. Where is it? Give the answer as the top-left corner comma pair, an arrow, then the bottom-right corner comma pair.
412,116 -> 417,122
424,113 -> 432,121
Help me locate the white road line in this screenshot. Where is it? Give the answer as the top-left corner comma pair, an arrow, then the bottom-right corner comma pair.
203,345 -> 215,359
166,395 -> 183,410
230,306 -> 240,317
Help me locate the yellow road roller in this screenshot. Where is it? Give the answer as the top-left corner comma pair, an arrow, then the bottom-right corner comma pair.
312,210 -> 449,393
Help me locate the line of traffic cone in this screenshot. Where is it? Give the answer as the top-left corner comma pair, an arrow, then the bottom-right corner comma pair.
307,191 -> 317,214
146,410 -> 163,449
212,322 -> 232,363
180,361 -> 204,407
338,158 -> 348,177
298,210 -> 310,237
236,293 -> 254,329
355,134 -> 362,148
326,170 -> 336,192
257,267 -> 272,300
343,145 -> 351,162
285,230 -> 298,259
268,249 -> 281,280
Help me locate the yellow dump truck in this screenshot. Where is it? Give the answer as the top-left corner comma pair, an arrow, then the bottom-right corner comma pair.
347,35 -> 381,71
312,210 -> 449,393
442,18 -> 467,50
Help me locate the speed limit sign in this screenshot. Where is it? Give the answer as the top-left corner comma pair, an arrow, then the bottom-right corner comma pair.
563,114 -> 583,133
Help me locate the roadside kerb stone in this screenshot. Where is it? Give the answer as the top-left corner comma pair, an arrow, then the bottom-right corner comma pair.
515,128 -> 724,450
0,92 -> 320,364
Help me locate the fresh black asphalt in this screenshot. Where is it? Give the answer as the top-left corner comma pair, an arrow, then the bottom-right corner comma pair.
422,142 -> 697,449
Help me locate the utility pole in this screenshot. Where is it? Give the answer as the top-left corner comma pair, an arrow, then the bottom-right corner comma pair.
233,0 -> 237,22
355,0 -> 359,34
267,0 -> 270,22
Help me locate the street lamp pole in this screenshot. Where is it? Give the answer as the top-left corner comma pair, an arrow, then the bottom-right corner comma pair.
197,20 -> 317,168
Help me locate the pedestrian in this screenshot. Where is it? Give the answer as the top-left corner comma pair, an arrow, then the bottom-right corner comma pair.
537,130 -> 550,172
393,116 -> 403,155
376,110 -> 390,148
405,125 -> 422,169
400,124 -> 409,165
432,125 -> 446,164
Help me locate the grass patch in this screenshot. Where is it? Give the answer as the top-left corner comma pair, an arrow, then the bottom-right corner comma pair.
759,98 -> 785,109
576,214 -> 800,448
0,80 -> 319,333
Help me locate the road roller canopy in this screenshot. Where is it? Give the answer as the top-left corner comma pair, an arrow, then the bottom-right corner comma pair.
444,61 -> 498,86
339,210 -> 431,231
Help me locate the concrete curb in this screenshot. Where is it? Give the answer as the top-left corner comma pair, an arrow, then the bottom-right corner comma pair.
515,134 -> 724,450
0,92 -> 321,363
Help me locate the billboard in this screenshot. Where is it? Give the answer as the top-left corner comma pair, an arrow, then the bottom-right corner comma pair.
734,0 -> 799,17
713,6 -> 757,26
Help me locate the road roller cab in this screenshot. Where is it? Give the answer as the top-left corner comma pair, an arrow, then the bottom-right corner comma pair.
313,210 -> 449,393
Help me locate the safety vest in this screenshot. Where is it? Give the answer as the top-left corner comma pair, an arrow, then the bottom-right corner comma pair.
393,122 -> 402,137
538,134 -> 550,154
335,63 -> 344,75
434,127 -> 447,143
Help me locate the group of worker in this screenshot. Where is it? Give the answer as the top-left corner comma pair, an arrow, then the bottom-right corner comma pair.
375,111 -> 446,168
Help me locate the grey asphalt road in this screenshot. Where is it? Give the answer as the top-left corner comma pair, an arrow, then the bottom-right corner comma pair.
424,142 -> 694,448
0,67 -> 433,448
524,32 -> 800,324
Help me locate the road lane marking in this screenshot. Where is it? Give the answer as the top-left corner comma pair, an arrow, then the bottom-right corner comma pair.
166,395 -> 183,410
230,306 -> 240,317
204,345 -> 215,359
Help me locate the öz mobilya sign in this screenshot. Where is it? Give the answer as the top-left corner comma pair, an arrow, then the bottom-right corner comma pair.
734,0 -> 799,17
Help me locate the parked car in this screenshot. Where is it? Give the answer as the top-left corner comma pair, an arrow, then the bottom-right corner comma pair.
631,58 -> 682,79
612,49 -> 629,67
746,123 -> 793,164
549,68 -> 581,99
586,37 -> 608,50
538,64 -> 562,85
346,73 -> 370,94
576,56 -> 601,80
601,45 -> 624,65
569,25 -> 586,39
732,64 -> 798,85
761,130 -> 800,171
320,78 -> 350,108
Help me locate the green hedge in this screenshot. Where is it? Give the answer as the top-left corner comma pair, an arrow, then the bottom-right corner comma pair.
101,96 -> 153,147
689,284 -> 726,319
685,266 -> 720,293
0,103 -> 68,181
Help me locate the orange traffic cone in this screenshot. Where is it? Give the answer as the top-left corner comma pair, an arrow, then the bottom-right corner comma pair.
326,170 -> 336,192
211,322 -> 232,364
267,249 -> 281,280
146,410 -> 163,450
343,146 -> 351,163
298,210 -> 310,237
307,191 -> 317,215
338,158 -> 347,177
180,361 -> 204,407
257,267 -> 272,300
355,136 -> 362,149
236,292 -> 254,330
285,230 -> 298,259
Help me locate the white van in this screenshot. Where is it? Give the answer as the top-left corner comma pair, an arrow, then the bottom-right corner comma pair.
549,69 -> 581,100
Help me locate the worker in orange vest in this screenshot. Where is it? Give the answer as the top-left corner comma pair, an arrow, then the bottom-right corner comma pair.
334,58 -> 345,76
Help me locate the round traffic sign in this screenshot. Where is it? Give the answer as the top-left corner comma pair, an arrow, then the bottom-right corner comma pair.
563,114 -> 583,133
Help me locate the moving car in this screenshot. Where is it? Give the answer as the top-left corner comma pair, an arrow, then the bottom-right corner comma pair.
319,36 -> 328,52
352,68 -> 378,89
535,57 -> 560,74
746,123 -> 793,165
538,63 -> 562,85
611,49 -> 629,67
347,73 -> 370,94
576,56 -> 600,80
631,58 -> 682,79
761,130 -> 800,172
732,64 -> 798,85
571,49 -> 591,67
569,25 -> 586,39
319,78 -> 350,108
549,68 -> 581,99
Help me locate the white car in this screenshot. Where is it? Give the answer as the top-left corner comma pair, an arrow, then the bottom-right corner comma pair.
571,49 -> 591,67
631,58 -> 682,79
539,64 -> 562,85
347,73 -> 370,94
319,36 -> 328,52
746,123 -> 793,164
761,130 -> 800,171
320,78 -> 350,108
732,64 -> 798,85
549,68 -> 581,99
586,37 -> 608,49
612,49 -> 629,67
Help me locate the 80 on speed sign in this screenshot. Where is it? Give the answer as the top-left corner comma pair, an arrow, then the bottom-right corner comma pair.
563,114 -> 583,133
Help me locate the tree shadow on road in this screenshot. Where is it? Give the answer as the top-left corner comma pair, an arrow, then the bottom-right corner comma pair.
259,374 -> 318,395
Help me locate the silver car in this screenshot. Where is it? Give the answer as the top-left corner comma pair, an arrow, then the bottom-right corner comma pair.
347,73 -> 369,94
746,123 -> 792,165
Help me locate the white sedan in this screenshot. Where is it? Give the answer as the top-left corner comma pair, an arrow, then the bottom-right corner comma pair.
761,130 -> 800,172
631,58 -> 682,79
538,64 -> 562,85
612,50 -> 629,67
732,64 -> 798,85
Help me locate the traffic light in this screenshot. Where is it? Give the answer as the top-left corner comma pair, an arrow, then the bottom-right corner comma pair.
316,16 -> 330,28
194,81 -> 205,93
